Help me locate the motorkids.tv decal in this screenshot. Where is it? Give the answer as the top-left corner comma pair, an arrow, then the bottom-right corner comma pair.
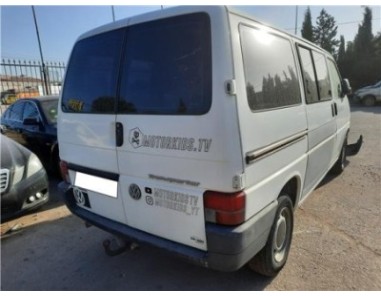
128,128 -> 212,153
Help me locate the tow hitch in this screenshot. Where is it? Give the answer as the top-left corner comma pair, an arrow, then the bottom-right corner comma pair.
102,236 -> 139,257
347,135 -> 363,156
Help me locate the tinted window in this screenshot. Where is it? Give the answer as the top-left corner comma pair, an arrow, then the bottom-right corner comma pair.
8,102 -> 24,121
312,51 -> 331,101
119,13 -> 211,115
23,102 -> 39,120
240,25 -> 301,111
298,46 -> 319,103
327,59 -> 342,98
61,29 -> 124,113
40,100 -> 58,124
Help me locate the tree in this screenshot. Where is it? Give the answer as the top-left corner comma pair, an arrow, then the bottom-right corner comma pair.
313,9 -> 339,55
337,35 -> 346,67
354,7 -> 374,56
349,6 -> 378,89
301,7 -> 314,42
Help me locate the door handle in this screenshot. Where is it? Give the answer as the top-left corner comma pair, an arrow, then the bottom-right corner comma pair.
331,103 -> 338,117
116,122 -> 124,147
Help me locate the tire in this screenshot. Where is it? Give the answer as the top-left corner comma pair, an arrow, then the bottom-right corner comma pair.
248,194 -> 294,277
362,95 -> 376,107
330,139 -> 347,175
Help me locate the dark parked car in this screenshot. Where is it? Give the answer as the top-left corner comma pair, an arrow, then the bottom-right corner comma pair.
1,134 -> 49,222
0,96 -> 59,173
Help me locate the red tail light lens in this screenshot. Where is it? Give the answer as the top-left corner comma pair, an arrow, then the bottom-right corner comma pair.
204,191 -> 245,226
60,160 -> 69,183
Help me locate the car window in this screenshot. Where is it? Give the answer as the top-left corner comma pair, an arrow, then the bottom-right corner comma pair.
61,29 -> 125,113
23,102 -> 40,120
240,25 -> 301,111
8,101 -> 24,121
298,46 -> 319,104
327,59 -> 342,99
312,51 -> 332,101
119,13 -> 211,115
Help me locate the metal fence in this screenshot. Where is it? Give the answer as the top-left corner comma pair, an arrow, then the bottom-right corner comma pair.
1,59 -> 66,104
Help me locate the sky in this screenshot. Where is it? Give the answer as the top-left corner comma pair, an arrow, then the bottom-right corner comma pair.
1,3 -> 380,64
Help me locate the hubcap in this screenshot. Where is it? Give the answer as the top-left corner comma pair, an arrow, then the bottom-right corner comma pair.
273,208 -> 290,263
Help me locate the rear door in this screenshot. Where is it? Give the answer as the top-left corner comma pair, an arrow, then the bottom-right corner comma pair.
115,13 -> 213,250
59,29 -> 127,224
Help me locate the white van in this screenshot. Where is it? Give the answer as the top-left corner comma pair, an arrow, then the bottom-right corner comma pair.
58,6 -> 361,276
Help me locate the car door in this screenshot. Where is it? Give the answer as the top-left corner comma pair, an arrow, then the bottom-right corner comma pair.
21,101 -> 41,146
114,13 -> 214,251
327,58 -> 350,164
298,46 -> 337,198
59,28 -> 127,224
1,101 -> 27,146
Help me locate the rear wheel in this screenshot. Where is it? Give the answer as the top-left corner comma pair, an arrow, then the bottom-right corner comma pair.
362,95 -> 376,107
248,194 -> 293,277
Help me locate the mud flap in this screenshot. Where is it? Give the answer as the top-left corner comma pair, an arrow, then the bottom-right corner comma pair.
347,135 -> 363,156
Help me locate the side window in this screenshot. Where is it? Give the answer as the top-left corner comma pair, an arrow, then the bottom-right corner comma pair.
298,46 -> 319,103
8,102 -> 24,121
327,59 -> 342,99
61,29 -> 125,113
240,25 -> 301,111
23,102 -> 39,120
312,51 -> 331,101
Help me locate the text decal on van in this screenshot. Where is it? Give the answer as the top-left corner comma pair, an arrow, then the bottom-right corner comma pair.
128,128 -> 212,153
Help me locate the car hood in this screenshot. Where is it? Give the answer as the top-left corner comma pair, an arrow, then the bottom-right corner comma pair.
1,135 -> 31,169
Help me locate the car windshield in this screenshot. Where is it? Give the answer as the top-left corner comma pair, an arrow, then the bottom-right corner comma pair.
40,99 -> 58,124
373,81 -> 381,88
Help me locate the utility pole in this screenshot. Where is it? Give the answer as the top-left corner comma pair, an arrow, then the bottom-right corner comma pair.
294,6 -> 299,35
32,6 -> 49,95
111,6 -> 115,22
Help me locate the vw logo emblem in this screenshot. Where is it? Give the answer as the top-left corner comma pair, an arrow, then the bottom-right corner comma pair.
73,187 -> 86,205
129,184 -> 141,200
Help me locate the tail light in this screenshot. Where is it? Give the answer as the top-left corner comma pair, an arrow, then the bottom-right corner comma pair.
204,191 -> 245,226
60,160 -> 70,183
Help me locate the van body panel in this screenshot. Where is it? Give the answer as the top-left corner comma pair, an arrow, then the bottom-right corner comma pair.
59,114 -> 118,173
119,175 -> 207,250
228,14 -> 308,216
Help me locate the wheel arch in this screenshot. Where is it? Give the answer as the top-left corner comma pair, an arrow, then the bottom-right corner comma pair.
279,175 -> 302,209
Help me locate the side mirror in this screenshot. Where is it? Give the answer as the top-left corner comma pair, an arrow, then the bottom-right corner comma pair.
341,79 -> 352,97
23,117 -> 40,125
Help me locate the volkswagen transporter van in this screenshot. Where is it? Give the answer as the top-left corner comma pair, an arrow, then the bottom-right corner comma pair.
58,6 -> 360,276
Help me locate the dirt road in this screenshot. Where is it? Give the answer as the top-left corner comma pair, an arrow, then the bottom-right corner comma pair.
1,105 -> 380,290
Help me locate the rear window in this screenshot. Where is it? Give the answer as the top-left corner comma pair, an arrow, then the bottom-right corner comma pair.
61,29 -> 124,113
40,100 -> 58,124
119,13 -> 211,115
61,13 -> 211,115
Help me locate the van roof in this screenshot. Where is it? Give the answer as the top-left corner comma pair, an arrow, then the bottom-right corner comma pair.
76,5 -> 331,57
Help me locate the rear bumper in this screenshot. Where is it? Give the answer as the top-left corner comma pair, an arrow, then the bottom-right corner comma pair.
61,183 -> 277,272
